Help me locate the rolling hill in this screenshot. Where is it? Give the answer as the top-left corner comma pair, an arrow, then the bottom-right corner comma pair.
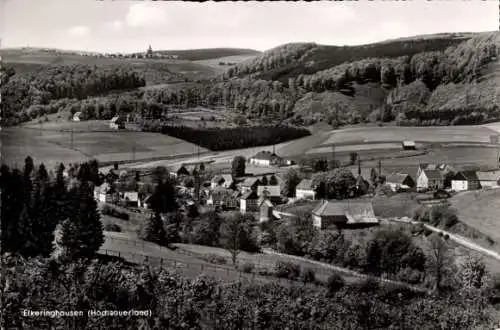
151,47 -> 261,61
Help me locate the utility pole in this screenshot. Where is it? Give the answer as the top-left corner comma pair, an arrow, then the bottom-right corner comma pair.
132,142 -> 136,161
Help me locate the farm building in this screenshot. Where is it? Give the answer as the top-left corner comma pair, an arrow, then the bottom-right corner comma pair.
416,169 -> 445,191
295,179 -> 317,200
120,191 -> 139,207
169,164 -> 191,178
249,151 -> 291,167
402,141 -> 416,150
257,185 -> 281,203
93,182 -> 117,203
210,174 -> 233,189
207,188 -> 238,209
240,190 -> 259,214
72,111 -> 82,122
451,171 -> 481,191
311,200 -> 379,230
109,116 -> 125,129
239,177 -> 261,194
476,170 -> 500,189
385,173 -> 415,192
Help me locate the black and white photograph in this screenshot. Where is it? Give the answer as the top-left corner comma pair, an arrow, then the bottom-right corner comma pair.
1,0 -> 500,328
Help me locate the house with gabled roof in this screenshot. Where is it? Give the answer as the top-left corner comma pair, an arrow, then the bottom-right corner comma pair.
72,111 -> 82,122
417,168 -> 444,191
257,185 -> 281,202
451,170 -> 481,191
169,164 -> 191,178
239,177 -> 261,194
295,179 -> 316,200
249,151 -> 290,167
311,200 -> 379,230
385,173 -> 415,192
240,190 -> 259,214
109,115 -> 125,129
211,174 -> 233,189
476,170 -> 500,189
207,187 -> 238,209
94,182 -> 117,203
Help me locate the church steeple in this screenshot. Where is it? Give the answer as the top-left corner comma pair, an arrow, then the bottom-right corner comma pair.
146,44 -> 153,58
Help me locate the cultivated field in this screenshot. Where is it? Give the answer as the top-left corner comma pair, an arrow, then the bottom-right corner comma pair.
1,49 -> 219,80
321,126 -> 497,146
1,125 -> 209,168
194,54 -> 259,71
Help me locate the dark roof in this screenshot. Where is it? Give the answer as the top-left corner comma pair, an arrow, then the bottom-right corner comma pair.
423,169 -> 443,180
296,179 -> 315,190
454,171 -> 479,181
241,190 -> 258,200
311,200 -> 377,223
241,177 -> 260,187
251,150 -> 282,161
211,175 -> 223,184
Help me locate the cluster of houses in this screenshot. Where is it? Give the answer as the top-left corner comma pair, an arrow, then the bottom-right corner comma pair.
92,156 -> 500,233
72,112 -> 127,130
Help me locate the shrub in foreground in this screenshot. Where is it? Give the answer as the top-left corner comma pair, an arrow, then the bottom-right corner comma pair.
275,261 -> 301,280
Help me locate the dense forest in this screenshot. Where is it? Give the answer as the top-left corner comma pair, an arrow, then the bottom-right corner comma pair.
1,64 -> 146,125
141,124 -> 311,151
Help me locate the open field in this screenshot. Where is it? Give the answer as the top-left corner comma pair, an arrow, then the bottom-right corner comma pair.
194,54 -> 259,71
1,125 -> 208,168
449,189 -> 500,247
1,49 -> 219,80
321,125 -> 497,145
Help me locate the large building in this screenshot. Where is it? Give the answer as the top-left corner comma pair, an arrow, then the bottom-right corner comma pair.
311,200 -> 378,230
451,171 -> 481,191
249,151 -> 291,167
295,179 -> 317,200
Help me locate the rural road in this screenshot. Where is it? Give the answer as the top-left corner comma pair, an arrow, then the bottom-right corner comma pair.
388,217 -> 500,262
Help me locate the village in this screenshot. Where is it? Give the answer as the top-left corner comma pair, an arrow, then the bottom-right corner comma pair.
91,138 -> 500,232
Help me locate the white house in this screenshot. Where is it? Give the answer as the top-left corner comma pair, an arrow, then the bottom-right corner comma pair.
110,116 -> 125,129
249,151 -> 288,167
476,171 -> 500,189
402,141 -> 416,150
239,177 -> 261,194
385,173 -> 415,192
295,179 -> 316,200
451,171 -> 481,192
93,182 -> 115,203
120,191 -> 139,207
416,169 -> 444,191
72,111 -> 82,122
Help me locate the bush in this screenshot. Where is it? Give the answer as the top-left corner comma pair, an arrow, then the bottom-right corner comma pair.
101,204 -> 130,220
355,276 -> 380,293
104,223 -> 122,232
300,267 -> 316,283
326,273 -> 345,295
240,262 -> 255,274
274,261 -> 301,280
395,267 -> 423,284
203,253 -> 227,265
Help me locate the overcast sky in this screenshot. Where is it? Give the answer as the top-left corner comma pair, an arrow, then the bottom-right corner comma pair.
1,0 -> 498,52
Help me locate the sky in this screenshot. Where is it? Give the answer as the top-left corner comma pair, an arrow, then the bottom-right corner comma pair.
1,0 -> 498,53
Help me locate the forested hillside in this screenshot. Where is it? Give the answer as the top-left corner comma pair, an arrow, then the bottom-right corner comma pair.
2,32 -> 500,128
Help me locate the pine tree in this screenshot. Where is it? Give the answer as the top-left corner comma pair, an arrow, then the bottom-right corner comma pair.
261,175 -> 268,185
269,174 -> 278,186
1,167 -> 26,253
141,212 -> 167,245
58,182 -> 104,259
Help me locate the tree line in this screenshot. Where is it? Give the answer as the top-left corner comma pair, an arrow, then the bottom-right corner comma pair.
141,124 -> 311,151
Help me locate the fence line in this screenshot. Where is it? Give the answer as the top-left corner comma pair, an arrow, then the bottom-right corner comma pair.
99,247 -> 322,289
